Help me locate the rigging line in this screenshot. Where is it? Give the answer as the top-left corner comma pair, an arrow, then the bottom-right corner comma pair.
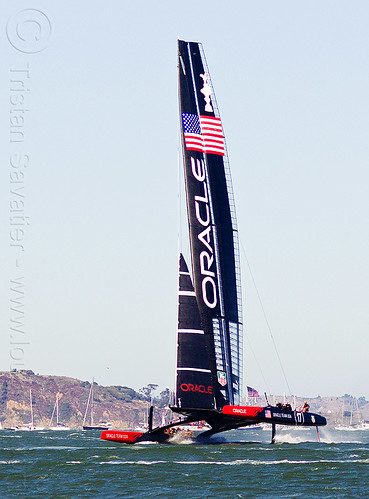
175,129 -> 182,398
244,335 -> 271,396
240,241 -> 293,396
177,54 -> 182,258
177,141 -> 182,254
175,145 -> 181,396
177,52 -> 186,260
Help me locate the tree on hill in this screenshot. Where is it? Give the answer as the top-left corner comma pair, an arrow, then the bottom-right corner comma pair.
139,384 -> 159,402
154,388 -> 171,408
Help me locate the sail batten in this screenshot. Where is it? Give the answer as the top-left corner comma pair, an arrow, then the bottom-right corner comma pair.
178,329 -> 205,335
178,290 -> 196,296
177,368 -> 212,373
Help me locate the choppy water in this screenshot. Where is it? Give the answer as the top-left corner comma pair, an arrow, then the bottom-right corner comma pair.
0,427 -> 368,497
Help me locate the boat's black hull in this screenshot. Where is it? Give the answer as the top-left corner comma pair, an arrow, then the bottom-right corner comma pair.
171,405 -> 326,434
100,404 -> 326,444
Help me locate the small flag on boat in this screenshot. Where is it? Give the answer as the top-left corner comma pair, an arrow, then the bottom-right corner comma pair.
182,113 -> 225,156
247,386 -> 259,398
217,371 -> 227,387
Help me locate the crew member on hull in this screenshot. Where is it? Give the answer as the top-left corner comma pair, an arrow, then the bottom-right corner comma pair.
302,401 -> 310,412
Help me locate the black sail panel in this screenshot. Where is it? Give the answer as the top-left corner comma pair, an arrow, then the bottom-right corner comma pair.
176,254 -> 214,409
188,42 -> 239,323
178,41 -> 220,322
178,40 -> 243,409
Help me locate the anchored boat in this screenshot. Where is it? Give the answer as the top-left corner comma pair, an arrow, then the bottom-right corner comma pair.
101,40 -> 326,445
83,379 -> 112,430
49,393 -> 70,431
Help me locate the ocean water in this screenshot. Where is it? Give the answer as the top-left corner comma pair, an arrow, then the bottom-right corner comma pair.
0,427 -> 368,498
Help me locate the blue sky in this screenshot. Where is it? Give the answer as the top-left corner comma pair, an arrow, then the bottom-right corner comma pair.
1,1 -> 368,400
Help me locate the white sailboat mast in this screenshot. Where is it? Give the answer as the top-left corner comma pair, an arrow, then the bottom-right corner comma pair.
91,377 -> 94,426
83,382 -> 93,427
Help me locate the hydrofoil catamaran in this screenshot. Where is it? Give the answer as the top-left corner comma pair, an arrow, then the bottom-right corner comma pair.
101,40 -> 326,444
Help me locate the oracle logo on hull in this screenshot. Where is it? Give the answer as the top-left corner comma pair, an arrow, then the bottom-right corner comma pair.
190,156 -> 218,309
180,383 -> 213,394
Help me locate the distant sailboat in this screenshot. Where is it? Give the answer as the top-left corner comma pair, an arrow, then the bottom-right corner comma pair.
101,40 -> 326,445
335,398 -> 369,431
49,393 -> 70,431
16,389 -> 44,431
82,379 -> 111,430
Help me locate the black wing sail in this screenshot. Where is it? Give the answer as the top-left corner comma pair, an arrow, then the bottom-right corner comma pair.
176,254 -> 214,409
177,40 -> 243,409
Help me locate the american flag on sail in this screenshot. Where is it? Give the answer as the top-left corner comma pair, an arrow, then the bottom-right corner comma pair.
247,386 -> 259,398
182,113 -> 225,156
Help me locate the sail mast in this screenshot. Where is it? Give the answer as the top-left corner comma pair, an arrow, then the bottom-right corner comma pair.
56,394 -> 59,425
30,388 -> 34,427
83,382 -> 93,427
177,40 -> 243,409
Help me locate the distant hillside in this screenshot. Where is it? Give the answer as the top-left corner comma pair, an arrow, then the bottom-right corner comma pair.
271,394 -> 369,427
0,370 -> 367,429
0,371 -> 168,429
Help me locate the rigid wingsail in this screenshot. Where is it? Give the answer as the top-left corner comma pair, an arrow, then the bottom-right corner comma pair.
101,40 -> 326,445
